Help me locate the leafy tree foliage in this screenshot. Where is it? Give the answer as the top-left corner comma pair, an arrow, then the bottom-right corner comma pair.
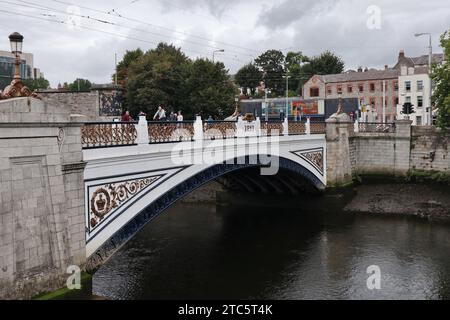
254,50 -> 286,96
22,77 -> 50,91
432,30 -> 450,129
113,48 -> 144,87
63,78 -> 92,91
252,49 -> 344,97
124,43 -> 237,119
234,63 -> 263,95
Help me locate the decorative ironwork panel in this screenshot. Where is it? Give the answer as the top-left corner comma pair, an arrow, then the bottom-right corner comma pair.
88,175 -> 163,233
261,121 -> 284,136
148,121 -> 194,144
203,121 -> 236,140
82,122 -> 137,149
291,148 -> 324,175
358,122 -> 396,133
288,122 -> 306,135
310,122 -> 326,134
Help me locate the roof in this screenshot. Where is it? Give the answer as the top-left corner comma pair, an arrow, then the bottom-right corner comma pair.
411,53 -> 444,65
316,69 -> 400,84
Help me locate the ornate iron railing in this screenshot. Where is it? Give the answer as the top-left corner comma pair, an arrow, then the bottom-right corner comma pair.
358,122 -> 396,133
203,121 -> 237,140
81,122 -> 138,149
148,121 -> 195,144
288,121 -> 306,135
310,122 -> 326,134
261,120 -> 284,136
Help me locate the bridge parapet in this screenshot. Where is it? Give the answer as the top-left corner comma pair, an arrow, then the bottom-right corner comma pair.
81,116 -> 327,149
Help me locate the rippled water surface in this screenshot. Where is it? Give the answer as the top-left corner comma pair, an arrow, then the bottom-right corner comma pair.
93,191 -> 450,300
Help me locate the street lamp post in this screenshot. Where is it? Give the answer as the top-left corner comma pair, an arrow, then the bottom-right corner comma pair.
212,49 -> 225,63
282,75 -> 291,120
9,32 -> 23,80
1,32 -> 38,100
415,32 -> 433,125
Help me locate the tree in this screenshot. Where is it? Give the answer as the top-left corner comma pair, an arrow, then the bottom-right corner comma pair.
64,78 -> 92,91
124,43 -> 237,119
297,50 -> 345,95
234,63 -> 263,96
285,51 -> 308,93
125,43 -> 191,117
185,59 -> 237,119
306,50 -> 345,75
432,30 -> 450,129
22,77 -> 50,91
254,50 -> 286,96
113,48 -> 144,87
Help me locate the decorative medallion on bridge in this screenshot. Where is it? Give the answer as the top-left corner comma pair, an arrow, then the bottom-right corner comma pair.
291,148 -> 324,176
89,175 -> 163,231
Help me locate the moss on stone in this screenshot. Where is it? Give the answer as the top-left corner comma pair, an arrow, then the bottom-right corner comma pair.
33,272 -> 93,300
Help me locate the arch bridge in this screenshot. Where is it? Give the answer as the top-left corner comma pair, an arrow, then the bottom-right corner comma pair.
82,116 -> 327,269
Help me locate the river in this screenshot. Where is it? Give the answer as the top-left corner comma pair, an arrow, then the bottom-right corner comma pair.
93,186 -> 450,300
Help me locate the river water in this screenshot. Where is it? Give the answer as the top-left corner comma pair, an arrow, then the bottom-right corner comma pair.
93,188 -> 450,300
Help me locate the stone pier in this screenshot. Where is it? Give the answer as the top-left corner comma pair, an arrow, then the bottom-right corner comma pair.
0,97 -> 86,299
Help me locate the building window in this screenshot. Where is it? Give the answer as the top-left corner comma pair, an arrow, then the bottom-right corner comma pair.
337,85 -> 343,94
369,83 -> 375,92
310,87 -> 320,97
327,85 -> 332,95
417,96 -> 423,107
347,85 -> 353,93
416,116 -> 422,125
370,97 -> 376,107
405,81 -> 411,92
417,80 -> 423,91
405,96 -> 411,103
393,81 -> 399,91
358,84 -> 364,93
394,97 -> 399,105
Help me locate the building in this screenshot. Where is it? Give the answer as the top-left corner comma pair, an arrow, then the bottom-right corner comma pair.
394,50 -> 445,125
396,66 -> 430,125
393,50 -> 444,69
0,50 -> 42,89
303,67 -> 399,122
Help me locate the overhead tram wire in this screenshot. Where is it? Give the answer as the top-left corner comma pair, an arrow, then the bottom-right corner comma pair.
9,0 -> 252,60
0,9 -> 215,59
46,0 -> 260,54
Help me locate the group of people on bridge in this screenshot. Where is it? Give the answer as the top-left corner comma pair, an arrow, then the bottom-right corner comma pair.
121,106 -> 183,122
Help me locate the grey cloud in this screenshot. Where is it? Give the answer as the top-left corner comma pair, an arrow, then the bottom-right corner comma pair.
257,0 -> 339,29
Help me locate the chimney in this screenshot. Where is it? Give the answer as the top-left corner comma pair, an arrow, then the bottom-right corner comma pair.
364,67 -> 368,72
385,65 -> 388,70
357,66 -> 363,72
399,50 -> 405,59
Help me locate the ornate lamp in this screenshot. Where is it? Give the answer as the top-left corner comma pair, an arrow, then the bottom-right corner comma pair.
0,32 -> 39,100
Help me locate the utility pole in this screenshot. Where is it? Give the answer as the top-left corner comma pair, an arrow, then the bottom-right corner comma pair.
382,80 -> 386,123
115,52 -> 118,86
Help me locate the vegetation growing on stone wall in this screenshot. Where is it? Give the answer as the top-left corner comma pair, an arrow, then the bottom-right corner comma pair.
406,170 -> 450,185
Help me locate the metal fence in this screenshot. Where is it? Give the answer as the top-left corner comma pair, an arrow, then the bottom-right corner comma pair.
81,122 -> 137,149
148,121 -> 195,144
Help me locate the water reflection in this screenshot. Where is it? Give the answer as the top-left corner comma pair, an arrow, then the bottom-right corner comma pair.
93,191 -> 450,300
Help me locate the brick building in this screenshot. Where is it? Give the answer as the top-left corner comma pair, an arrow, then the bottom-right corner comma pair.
303,67 -> 400,122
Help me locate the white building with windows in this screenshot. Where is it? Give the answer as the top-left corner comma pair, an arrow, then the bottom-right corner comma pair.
397,66 -> 430,126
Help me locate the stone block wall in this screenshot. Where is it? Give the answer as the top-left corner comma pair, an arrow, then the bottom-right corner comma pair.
0,97 -> 86,299
410,126 -> 449,172
39,91 -> 98,121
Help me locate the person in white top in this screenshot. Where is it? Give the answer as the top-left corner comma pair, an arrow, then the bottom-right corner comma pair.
177,111 -> 183,121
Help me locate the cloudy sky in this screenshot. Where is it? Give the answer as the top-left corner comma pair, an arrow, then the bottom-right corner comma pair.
0,0 -> 449,87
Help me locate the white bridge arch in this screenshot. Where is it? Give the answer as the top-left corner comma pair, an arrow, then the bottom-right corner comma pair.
82,117 -> 326,270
